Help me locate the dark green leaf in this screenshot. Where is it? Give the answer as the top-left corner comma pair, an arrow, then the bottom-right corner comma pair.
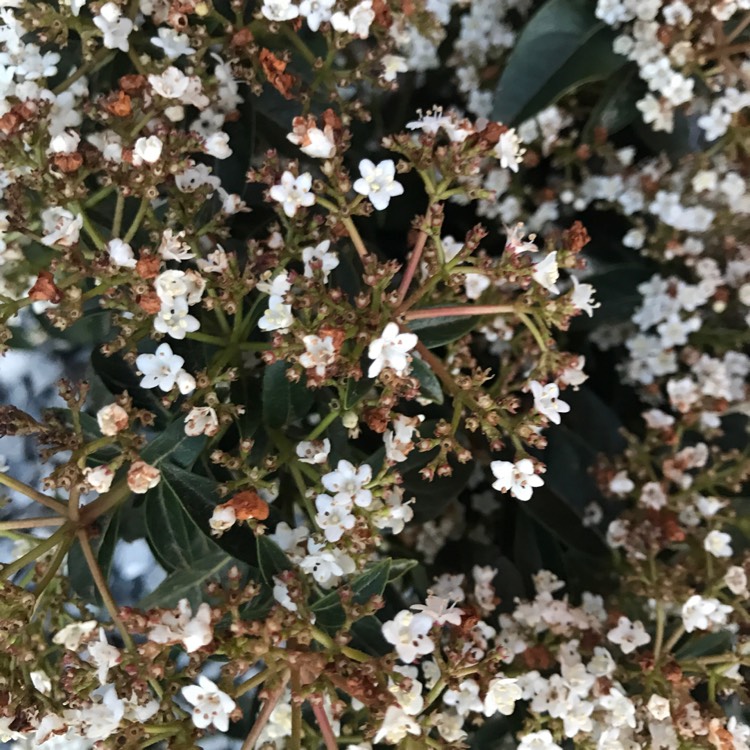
144,476 -> 217,572
406,314 -> 478,349
410,357 -> 444,405
262,361 -> 314,429
388,558 -> 419,582
257,535 -> 293,584
674,631 -> 734,660
68,510 -> 121,605
350,615 -> 391,656
492,0 -> 609,124
157,462 -> 260,566
311,560 -> 392,631
138,549 -> 231,609
582,67 -> 641,141
140,418 -> 205,469
512,27 -> 626,124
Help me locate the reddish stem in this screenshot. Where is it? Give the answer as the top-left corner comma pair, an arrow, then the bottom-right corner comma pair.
310,697 -> 339,750
404,304 -> 516,321
395,230 -> 428,305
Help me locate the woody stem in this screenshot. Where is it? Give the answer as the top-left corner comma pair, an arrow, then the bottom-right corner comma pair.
310,697 -> 338,750
396,230 -> 428,305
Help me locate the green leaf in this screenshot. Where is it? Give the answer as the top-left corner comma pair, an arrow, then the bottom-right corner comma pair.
492,0 -> 613,124
350,615 -> 391,656
140,417 -> 205,469
68,510 -> 121,605
257,535 -> 293,584
406,314 -> 478,349
582,67 -> 641,141
145,476 -> 217,573
410,357 -> 444,405
157,462 -> 260,567
674,631 -> 734,660
262,361 -> 314,429
138,549 -> 231,609
512,27 -> 626,124
388,558 -> 419,582
310,560 -> 392,631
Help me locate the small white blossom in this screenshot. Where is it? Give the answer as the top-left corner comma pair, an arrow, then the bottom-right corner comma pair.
532,251 -> 560,294
93,2 -> 133,51
107,238 -> 136,268
368,322 -> 418,378
132,135 -> 163,165
382,610 -> 435,663
149,600 -> 213,653
136,343 -> 195,394
296,439 -> 331,464
490,459 -> 544,501
607,616 -> 651,653
681,595 -> 733,632
181,676 -> 236,732
302,240 -> 339,281
322,459 -> 372,507
353,159 -> 404,211
269,171 -> 315,217
704,529 -> 733,558
185,406 -> 219,437
530,380 -> 570,425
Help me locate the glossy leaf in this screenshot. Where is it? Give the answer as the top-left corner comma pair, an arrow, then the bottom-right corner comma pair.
262,361 -> 314,429
257,535 -> 293,584
140,417 -> 205,469
492,0 -> 609,124
406,314 -> 478,349
138,549 -> 231,609
410,357 -> 445,404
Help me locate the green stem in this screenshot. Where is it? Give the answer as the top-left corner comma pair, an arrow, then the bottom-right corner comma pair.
306,410 -> 339,441
1,524 -> 72,580
517,311 -> 548,351
112,190 -> 125,238
123,197 -> 149,244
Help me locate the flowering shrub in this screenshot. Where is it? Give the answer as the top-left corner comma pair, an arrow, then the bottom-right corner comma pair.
0,0 -> 749,747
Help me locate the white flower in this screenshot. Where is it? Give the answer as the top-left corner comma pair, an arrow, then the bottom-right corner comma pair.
258,295 -> 294,332
181,675 -> 236,732
367,322 -> 418,378
681,595 -> 733,632
315,493 -> 356,542
84,465 -> 115,493
382,610 -> 435,663
148,67 -> 190,98
331,0 -> 374,36
490,459 -> 544,501
154,296 -> 201,340
150,28 -> 196,59
93,2 -> 133,51
443,679 -> 483,717
107,238 -> 136,268
570,276 -> 600,317
704,529 -> 733,558
381,54 -> 408,82
494,128 -> 524,172
127,460 -> 161,494
158,231 -> 192,262
155,270 -> 206,306
53,620 -> 98,650
532,251 -> 560,294
30,670 -> 52,695
41,207 -> 83,247
203,132 -> 232,159
185,407 -> 219,437
273,577 -> 298,611
609,470 -> 635,495
374,706 -> 421,744
261,0 -> 299,21
483,676 -> 522,716
724,566 -> 748,597
607,616 -> 651,653
299,539 -> 355,587
464,273 -> 491,300
384,414 -> 424,462
529,380 -> 570,425
353,159 -> 404,210
132,135 -> 163,165
97,403 -> 129,436
321,459 -> 372,507
209,505 -> 236,536
411,595 -> 463,626
518,730 -> 563,750
87,628 -> 121,684
148,600 -> 213,653
302,240 -> 339,281
299,0 -> 335,30
300,334 -> 336,377
296,439 -> 331,464
647,695 -> 671,721
136,343 -> 189,392
269,171 -> 315,217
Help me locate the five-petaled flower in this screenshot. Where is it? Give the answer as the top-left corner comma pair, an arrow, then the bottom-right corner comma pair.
353,159 -> 404,210
490,458 -> 544,501
368,323 -> 418,378
181,675 -> 236,731
269,171 -> 316,217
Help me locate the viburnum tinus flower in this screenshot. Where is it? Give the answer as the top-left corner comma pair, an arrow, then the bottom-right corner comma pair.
97,403 -> 128,436
704,529 -> 733,558
321,460 -> 372,507
181,676 -> 236,731
135,343 -> 196,394
606,616 -> 651,653
368,323 -> 418,378
490,459 -> 544,501
185,407 -> 219,437
269,171 -> 315,217
315,493 -> 356,542
529,380 -> 570,425
353,159 -> 404,210
299,334 -> 336,377
148,599 -> 213,653
532,251 -> 560,294
107,238 -> 136,268
302,240 -> 339,281
483,677 -> 523,716
681,595 -> 733,632
494,128 -> 524,172
93,2 -> 133,51
381,610 -> 435,663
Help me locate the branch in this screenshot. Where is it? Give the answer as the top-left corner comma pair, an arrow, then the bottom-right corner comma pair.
310,697 -> 338,750
0,473 -> 68,515
396,230 -> 428,305
241,671 -> 291,750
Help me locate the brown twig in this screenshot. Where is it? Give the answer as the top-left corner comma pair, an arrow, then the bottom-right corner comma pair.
395,230 -> 429,305
0,473 -> 68,515
310,696 -> 338,750
0,516 -> 67,530
404,303 -> 516,321
241,671 -> 291,750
